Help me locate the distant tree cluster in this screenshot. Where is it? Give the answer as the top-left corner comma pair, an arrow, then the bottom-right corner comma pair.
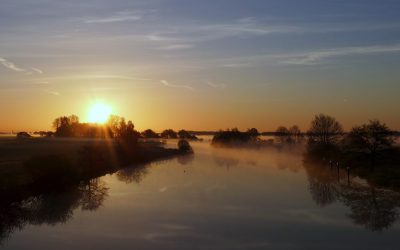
158,129 -> 198,140
306,114 -> 396,165
275,125 -> 302,144
210,113 -> 397,162
16,132 -> 31,139
212,128 -> 260,146
177,130 -> 198,140
161,129 -> 178,139
106,115 -> 141,146
33,131 -> 54,137
141,129 -> 160,138
51,115 -> 200,145
52,114 -> 141,146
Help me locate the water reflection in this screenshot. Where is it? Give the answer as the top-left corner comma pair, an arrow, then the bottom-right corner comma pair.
176,154 -> 195,166
116,165 -> 149,184
303,150 -> 400,231
2,142 -> 400,249
0,179 -> 109,245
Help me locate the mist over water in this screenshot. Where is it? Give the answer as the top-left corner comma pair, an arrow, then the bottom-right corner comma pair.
2,140 -> 400,250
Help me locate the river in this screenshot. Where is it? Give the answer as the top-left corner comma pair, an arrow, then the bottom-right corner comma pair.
2,140 -> 400,250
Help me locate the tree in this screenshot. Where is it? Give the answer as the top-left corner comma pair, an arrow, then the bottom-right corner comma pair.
346,120 -> 394,158
177,130 -> 198,140
178,139 -> 193,152
141,129 -> 160,138
161,129 -> 178,139
212,128 -> 253,146
247,128 -> 260,140
106,115 -> 122,138
307,114 -> 343,145
53,115 -> 80,137
275,126 -> 289,144
16,132 -> 31,139
289,125 -> 302,143
117,120 -> 140,145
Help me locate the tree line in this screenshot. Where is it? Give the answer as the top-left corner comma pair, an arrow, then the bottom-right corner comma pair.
51,115 -> 198,141
212,113 -> 396,158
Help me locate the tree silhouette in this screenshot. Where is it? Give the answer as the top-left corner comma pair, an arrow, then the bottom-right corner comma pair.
161,129 -> 178,139
141,129 -> 160,138
288,125 -> 302,143
247,128 -> 260,141
307,114 -> 343,145
275,126 -> 290,144
177,129 -> 198,140
53,115 -> 80,137
345,120 -> 395,161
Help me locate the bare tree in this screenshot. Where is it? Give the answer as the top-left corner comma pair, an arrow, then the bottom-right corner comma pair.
307,114 -> 343,145
275,126 -> 289,144
289,125 -> 301,143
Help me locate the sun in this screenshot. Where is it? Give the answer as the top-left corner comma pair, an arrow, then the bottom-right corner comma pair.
87,103 -> 112,124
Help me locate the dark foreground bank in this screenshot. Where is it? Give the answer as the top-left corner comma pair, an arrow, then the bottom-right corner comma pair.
0,137 -> 191,203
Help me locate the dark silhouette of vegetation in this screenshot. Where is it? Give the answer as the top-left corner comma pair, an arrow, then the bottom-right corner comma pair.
177,129 -> 199,140
303,149 -> 400,231
16,132 -> 31,139
178,139 -> 193,153
340,184 -> 400,232
275,125 -> 302,144
0,178 -> 109,245
34,131 -> 54,137
0,114 -> 191,202
345,120 -> 395,163
212,128 -> 254,146
53,115 -> 80,137
141,129 -> 160,138
289,125 -> 302,143
161,129 -> 178,139
307,114 -> 344,146
247,128 -> 260,140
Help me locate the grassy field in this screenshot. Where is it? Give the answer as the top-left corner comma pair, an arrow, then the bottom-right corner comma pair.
0,137 -> 185,200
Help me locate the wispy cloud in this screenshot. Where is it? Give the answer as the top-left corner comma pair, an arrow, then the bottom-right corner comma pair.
161,80 -> 194,90
84,11 -> 142,24
31,67 -> 43,74
38,74 -> 152,81
0,57 -> 43,75
211,43 -> 400,67
156,44 -> 195,50
0,57 -> 25,72
144,17 -> 300,45
280,44 -> 400,65
44,89 -> 60,96
204,80 -> 227,89
219,63 -> 252,68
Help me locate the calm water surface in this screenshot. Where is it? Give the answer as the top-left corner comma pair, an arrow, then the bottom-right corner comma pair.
2,141 -> 400,250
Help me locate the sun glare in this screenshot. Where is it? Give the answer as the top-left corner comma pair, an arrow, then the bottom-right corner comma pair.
88,103 -> 112,124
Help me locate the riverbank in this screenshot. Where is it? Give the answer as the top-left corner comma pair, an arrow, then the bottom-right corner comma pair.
0,137 -> 188,202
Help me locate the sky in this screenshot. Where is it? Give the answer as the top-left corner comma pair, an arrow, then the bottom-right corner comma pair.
1,0 -> 400,132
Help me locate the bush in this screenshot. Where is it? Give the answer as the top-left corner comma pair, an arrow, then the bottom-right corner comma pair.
211,129 -> 252,146
178,139 -> 192,152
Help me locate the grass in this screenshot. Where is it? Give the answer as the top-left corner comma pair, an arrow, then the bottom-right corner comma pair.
0,137 -> 187,201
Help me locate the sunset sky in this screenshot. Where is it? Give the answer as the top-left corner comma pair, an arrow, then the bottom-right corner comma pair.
1,0 -> 400,132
